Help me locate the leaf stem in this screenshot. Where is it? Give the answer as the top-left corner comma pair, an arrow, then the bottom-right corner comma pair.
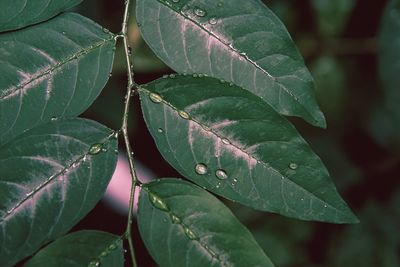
120,0 -> 141,266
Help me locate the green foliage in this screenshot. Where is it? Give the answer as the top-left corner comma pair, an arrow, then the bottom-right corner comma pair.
139,75 -> 356,223
25,230 -> 124,267
0,0 -> 82,32
138,179 -> 274,267
0,0 -> 369,266
136,0 -> 326,128
0,119 -> 118,267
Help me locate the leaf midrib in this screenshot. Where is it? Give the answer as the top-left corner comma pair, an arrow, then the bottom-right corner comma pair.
150,0 -> 313,109
0,132 -> 114,223
141,88 -> 346,217
0,36 -> 114,100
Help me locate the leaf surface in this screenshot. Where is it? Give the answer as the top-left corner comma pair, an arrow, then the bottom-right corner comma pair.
136,0 -> 325,127
25,230 -> 123,267
0,118 -> 118,267
138,178 -> 274,267
139,75 -> 358,223
0,0 -> 82,32
0,12 -> 115,146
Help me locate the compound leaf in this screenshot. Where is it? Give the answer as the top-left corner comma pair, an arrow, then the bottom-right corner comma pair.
138,178 -> 274,267
25,230 -> 123,267
139,75 -> 358,223
0,12 -> 115,146
0,0 -> 82,32
0,118 -> 118,267
136,0 -> 326,127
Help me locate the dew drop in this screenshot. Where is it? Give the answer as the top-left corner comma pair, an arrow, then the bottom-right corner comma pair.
201,125 -> 211,132
194,7 -> 206,17
178,110 -> 190,119
215,169 -> 228,180
215,182 -> 222,188
209,17 -> 217,25
109,244 -> 117,250
62,31 -> 66,35
157,128 -> 164,133
51,116 -> 57,121
217,2 -> 223,7
221,138 -> 230,145
170,213 -> 181,224
192,73 -> 198,78
195,163 -> 208,175
149,93 -> 163,103
89,143 -> 103,155
184,227 -> 197,240
88,261 -> 101,267
169,74 -> 176,78
231,178 -> 238,186
289,163 -> 298,170
100,251 -> 108,257
148,192 -> 169,211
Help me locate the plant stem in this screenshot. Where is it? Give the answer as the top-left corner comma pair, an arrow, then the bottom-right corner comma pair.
120,0 -> 141,266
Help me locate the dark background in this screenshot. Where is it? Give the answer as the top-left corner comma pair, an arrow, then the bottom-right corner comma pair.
59,0 -> 400,266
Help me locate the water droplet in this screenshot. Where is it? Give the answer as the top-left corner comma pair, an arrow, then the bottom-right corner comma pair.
289,163 -> 298,170
178,110 -> 190,119
62,31 -> 66,35
215,169 -> 228,180
163,74 -> 169,78
149,93 -> 162,103
209,17 -> 217,25
127,46 -> 132,55
89,261 -> 101,267
184,227 -> 197,240
215,182 -> 222,188
100,251 -> 108,257
195,163 -> 208,175
51,116 -> 57,121
148,192 -> 169,211
231,178 -> 238,186
109,244 -> 117,250
194,7 -> 206,17
217,2 -> 223,7
157,128 -> 164,133
170,213 -> 181,224
201,125 -> 211,132
172,0 -> 179,2
25,191 -> 33,197
169,74 -> 176,78
89,143 -> 103,155
221,138 -> 230,145
124,249 -> 127,253
192,74 -> 198,78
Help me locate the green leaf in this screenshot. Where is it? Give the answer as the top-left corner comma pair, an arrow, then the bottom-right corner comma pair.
0,118 -> 118,267
25,230 -> 124,267
0,12 -> 115,146
311,0 -> 355,36
136,0 -> 326,128
379,0 -> 400,109
138,178 -> 274,267
0,0 -> 82,32
139,75 -> 358,223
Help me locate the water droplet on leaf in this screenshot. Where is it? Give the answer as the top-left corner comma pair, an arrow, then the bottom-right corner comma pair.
89,143 -> 103,155
184,227 -> 197,240
195,163 -> 208,175
170,213 -> 181,224
148,192 -> 169,211
215,169 -> 228,180
149,93 -> 163,103
194,7 -> 206,17
289,163 -> 298,170
209,17 -> 217,25
157,128 -> 164,133
221,138 -> 230,145
178,110 -> 190,119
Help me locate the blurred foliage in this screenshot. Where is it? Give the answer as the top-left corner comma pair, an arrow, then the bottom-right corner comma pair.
73,0 -> 400,266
